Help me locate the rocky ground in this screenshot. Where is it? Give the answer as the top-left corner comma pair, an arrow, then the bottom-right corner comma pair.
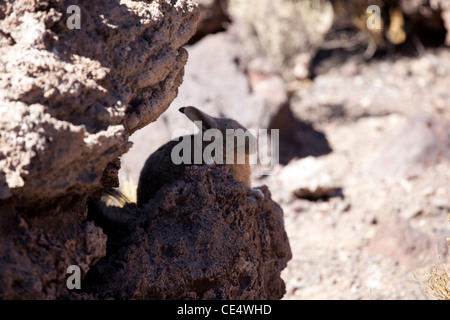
277,120 -> 449,300
120,42 -> 450,299
3,0 -> 448,301
273,48 -> 450,300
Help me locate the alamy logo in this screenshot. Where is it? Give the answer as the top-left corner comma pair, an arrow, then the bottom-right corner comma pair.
66,5 -> 81,30
170,122 -> 279,175
367,5 -> 381,30
66,265 -> 81,290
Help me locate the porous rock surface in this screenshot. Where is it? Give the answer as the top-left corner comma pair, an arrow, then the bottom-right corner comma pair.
0,204 -> 107,299
0,0 -> 201,299
82,166 -> 292,300
0,0 -> 291,300
0,0 -> 199,205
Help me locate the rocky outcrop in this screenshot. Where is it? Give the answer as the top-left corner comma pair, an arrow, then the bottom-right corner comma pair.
190,0 -> 229,43
271,156 -> 341,201
0,0 -> 199,206
0,0 -> 200,299
0,0 -> 292,300
0,205 -> 107,299
81,166 -> 292,300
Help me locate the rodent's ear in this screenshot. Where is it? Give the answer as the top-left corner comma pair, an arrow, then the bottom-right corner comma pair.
180,106 -> 217,131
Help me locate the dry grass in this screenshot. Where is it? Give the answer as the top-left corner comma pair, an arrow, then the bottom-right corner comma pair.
415,215 -> 450,300
417,247 -> 450,300
228,0 -> 333,80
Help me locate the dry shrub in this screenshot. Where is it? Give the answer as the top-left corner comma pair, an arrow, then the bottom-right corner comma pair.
228,0 -> 334,80
416,246 -> 450,300
415,215 -> 450,300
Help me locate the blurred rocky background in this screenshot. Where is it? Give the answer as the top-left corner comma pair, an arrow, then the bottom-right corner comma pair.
120,0 -> 450,299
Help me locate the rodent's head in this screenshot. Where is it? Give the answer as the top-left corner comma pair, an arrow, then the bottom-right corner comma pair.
179,106 -> 257,155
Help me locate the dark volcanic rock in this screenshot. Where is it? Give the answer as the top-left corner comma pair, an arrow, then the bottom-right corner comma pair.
0,0 -> 200,299
82,166 -> 292,300
0,0 -> 199,206
0,203 -> 107,299
190,0 -> 230,43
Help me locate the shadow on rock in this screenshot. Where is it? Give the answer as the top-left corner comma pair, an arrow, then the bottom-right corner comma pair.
269,103 -> 332,165
82,165 -> 292,300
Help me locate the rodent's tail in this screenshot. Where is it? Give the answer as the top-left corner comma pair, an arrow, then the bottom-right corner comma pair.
95,188 -> 133,225
102,188 -> 131,207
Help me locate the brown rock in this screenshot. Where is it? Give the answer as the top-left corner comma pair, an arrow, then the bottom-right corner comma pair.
0,0 -> 199,206
82,166 -> 292,300
190,0 -> 230,43
0,0 -> 199,299
0,204 -> 107,299
0,0 -> 292,301
369,114 -> 450,178
276,156 -> 340,201
364,215 -> 448,267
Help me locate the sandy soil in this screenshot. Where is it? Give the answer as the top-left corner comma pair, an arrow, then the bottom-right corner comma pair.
274,48 -> 450,300
120,46 -> 450,300
278,120 -> 449,299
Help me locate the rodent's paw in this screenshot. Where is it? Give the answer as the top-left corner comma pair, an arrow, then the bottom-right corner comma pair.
247,188 -> 264,200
